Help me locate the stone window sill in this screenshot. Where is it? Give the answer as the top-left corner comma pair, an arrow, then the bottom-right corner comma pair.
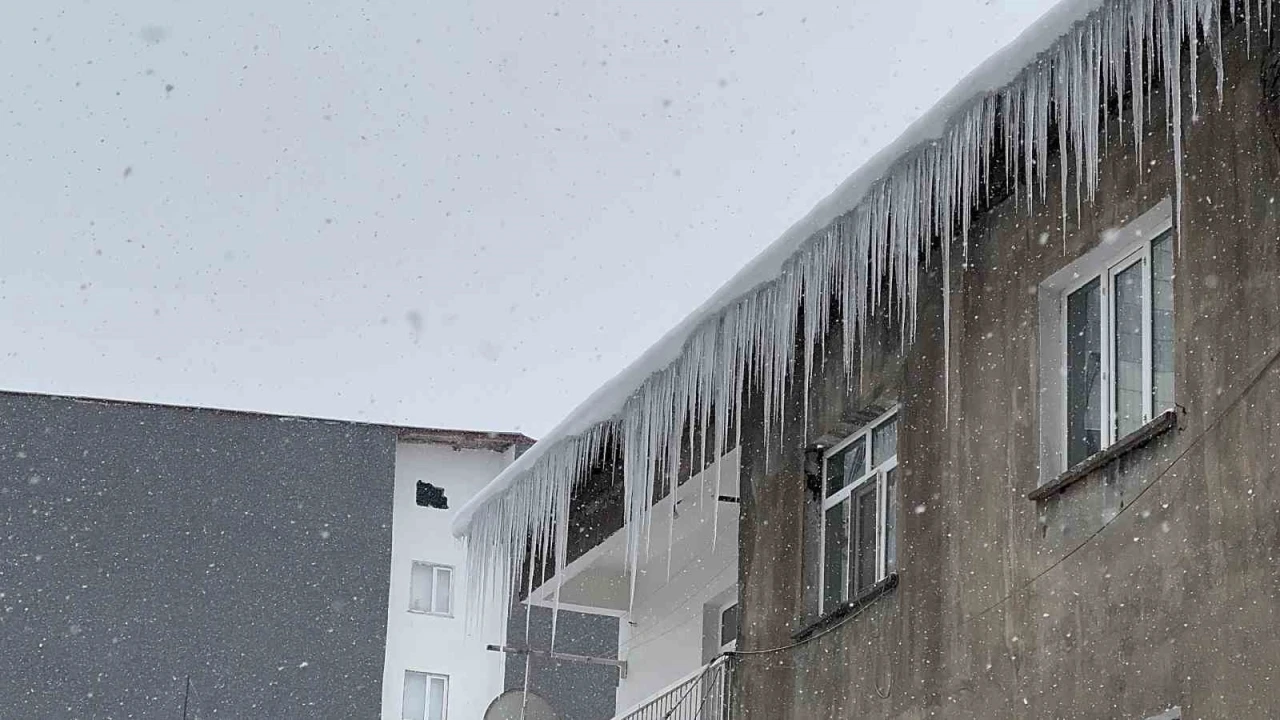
791,573 -> 898,641
1028,409 -> 1179,502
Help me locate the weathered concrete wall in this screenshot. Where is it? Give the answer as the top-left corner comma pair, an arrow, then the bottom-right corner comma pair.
0,392 -> 395,719
734,22 -> 1280,720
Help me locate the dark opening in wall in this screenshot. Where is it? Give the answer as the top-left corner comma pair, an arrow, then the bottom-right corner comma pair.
416,481 -> 448,509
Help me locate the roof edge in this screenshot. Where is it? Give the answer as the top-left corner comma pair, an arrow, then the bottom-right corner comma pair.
452,0 -> 1114,536
0,388 -> 534,452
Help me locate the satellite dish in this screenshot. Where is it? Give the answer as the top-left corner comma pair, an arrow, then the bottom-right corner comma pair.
483,689 -> 560,720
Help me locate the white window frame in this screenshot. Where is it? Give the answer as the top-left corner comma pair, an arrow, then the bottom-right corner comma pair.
1059,242 -> 1156,451
1038,199 -> 1174,482
402,670 -> 449,720
818,407 -> 898,616
717,599 -> 738,653
409,561 -> 453,616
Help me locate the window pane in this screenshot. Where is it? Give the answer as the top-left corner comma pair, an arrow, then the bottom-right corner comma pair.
825,449 -> 844,498
410,564 -> 434,613
1067,278 -> 1102,466
853,485 -> 878,595
872,416 -> 898,467
822,501 -> 849,610
719,603 -> 738,648
826,437 -> 865,497
402,672 -> 427,720
434,568 -> 452,615
427,676 -> 447,720
1151,232 -> 1174,412
884,468 -> 897,574
1114,259 -> 1146,437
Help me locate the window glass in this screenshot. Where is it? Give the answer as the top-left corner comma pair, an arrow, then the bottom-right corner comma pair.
402,672 -> 428,720
1113,258 -> 1146,437
719,603 -> 739,649
822,502 -> 849,610
433,568 -> 452,616
1045,209 -> 1176,481
820,410 -> 898,614
1151,232 -> 1175,412
1066,278 -> 1102,466
410,563 -> 434,613
853,486 -> 878,595
884,467 -> 897,574
826,436 -> 865,497
427,676 -> 447,720
872,416 -> 897,467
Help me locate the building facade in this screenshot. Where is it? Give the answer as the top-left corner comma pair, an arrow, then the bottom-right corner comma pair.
0,391 -> 400,718
382,429 -> 532,720
731,15 -> 1280,720
454,5 -> 1280,719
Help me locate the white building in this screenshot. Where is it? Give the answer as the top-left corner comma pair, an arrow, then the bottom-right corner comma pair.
381,428 -> 532,720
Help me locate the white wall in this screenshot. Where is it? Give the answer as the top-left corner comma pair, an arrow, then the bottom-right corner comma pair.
612,450 -> 739,715
381,441 -> 515,720
614,551 -> 736,714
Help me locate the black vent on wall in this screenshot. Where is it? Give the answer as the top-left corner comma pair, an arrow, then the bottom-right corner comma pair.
415,481 -> 448,509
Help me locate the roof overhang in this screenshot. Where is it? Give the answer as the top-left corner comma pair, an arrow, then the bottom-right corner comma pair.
524,448 -> 740,616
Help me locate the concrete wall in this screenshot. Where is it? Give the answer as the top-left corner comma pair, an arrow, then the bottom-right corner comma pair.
0,392 -> 394,719
382,441 -> 513,720
733,23 -> 1280,720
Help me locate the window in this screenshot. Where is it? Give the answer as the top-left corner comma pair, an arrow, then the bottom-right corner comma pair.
1039,200 -> 1174,480
402,671 -> 447,720
718,601 -> 738,652
409,562 -> 453,615
820,409 -> 898,614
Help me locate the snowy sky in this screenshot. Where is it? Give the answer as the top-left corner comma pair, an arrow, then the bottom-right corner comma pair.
0,0 -> 1058,437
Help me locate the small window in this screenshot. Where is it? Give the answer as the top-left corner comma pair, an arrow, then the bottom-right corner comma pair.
820,409 -> 898,615
409,562 -> 453,616
718,601 -> 738,652
402,671 -> 448,720
1039,200 -> 1175,481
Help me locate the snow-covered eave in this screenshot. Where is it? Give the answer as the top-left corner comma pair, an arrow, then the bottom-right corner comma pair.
452,0 -> 1119,537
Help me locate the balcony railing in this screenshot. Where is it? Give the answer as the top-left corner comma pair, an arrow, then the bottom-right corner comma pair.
614,655 -> 733,720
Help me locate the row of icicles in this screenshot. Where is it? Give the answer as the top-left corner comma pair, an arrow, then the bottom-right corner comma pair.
463,0 -> 1272,652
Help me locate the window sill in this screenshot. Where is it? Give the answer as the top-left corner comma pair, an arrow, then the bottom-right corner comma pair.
407,609 -> 454,618
791,573 -> 898,641
1028,409 -> 1178,502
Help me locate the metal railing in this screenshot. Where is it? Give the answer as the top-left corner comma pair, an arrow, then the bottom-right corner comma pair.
615,655 -> 733,720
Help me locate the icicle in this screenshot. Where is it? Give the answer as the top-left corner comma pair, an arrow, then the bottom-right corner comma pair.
942,230 -> 951,424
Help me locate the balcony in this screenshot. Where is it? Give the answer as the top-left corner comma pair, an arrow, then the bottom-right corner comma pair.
612,655 -> 733,720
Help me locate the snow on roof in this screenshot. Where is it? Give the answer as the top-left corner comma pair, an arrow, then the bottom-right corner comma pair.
455,0 -> 1104,536
454,0 -> 1230,539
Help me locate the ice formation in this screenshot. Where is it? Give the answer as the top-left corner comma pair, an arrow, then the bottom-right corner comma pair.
456,0 -> 1266,634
